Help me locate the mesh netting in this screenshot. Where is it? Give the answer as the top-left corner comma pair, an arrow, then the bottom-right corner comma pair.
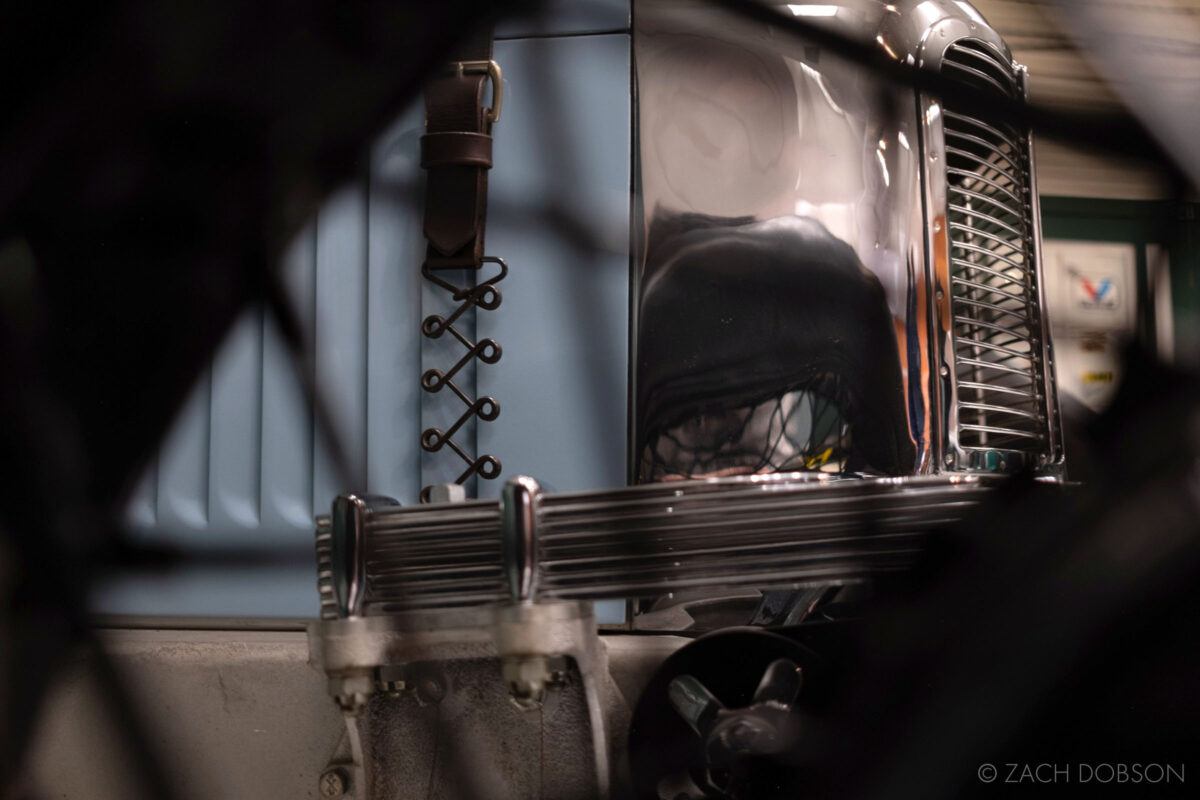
638,375 -> 856,481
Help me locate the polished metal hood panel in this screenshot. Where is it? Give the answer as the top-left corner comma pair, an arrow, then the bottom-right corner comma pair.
634,0 -> 935,481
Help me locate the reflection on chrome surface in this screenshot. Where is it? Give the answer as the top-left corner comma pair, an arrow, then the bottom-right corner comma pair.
644,386 -> 854,481
634,0 -> 932,481
636,213 -> 915,480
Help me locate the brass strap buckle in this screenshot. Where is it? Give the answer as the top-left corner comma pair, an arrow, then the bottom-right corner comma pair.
451,59 -> 503,124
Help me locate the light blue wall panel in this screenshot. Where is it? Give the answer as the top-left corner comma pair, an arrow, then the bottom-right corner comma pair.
478,35 -> 631,497
156,367 -> 211,531
261,228 -> 318,533
497,0 -> 629,38
125,458 -> 156,529
209,311 -> 264,533
367,109 -> 427,504
313,186 -> 370,510
102,29 -> 632,617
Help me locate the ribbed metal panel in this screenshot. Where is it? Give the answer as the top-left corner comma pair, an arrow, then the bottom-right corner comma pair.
363,501 -> 506,612
124,182 -> 408,542
319,475 -> 995,612
942,41 -> 1050,455
536,478 -> 980,599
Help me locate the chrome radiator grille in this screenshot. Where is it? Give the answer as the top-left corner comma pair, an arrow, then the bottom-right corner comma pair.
941,41 -> 1050,460
317,475 -> 996,617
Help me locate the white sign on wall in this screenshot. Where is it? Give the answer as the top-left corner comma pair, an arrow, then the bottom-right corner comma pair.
1044,240 -> 1137,334
1042,240 -> 1138,413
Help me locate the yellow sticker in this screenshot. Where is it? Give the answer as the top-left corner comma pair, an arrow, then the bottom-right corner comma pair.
805,447 -> 833,469
1082,371 -> 1114,384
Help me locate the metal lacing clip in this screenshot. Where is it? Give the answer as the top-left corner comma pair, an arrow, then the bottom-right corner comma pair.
419,256 -> 507,502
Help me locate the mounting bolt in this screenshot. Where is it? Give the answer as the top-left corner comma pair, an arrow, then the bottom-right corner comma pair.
503,655 -> 549,710
319,767 -> 348,798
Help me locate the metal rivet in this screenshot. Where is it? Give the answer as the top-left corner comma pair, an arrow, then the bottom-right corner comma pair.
416,676 -> 445,705
319,768 -> 348,798
939,364 -> 949,377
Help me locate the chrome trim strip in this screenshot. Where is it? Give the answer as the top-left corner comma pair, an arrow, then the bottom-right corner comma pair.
1020,65 -> 1065,471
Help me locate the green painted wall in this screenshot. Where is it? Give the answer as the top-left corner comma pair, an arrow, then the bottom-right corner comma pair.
1040,196 -> 1200,366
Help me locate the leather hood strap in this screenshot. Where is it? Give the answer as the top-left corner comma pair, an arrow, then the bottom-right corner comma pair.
421,24 -> 497,270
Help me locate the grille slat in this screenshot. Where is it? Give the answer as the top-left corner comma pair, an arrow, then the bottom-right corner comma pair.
948,204 -> 1025,239
944,131 -> 1023,173
944,111 -> 1024,149
955,356 -> 1038,379
952,296 -> 1032,325
941,40 -> 1051,458
952,276 -> 1027,306
945,147 -> 1024,187
952,315 -> 1035,341
943,61 -> 1015,99
957,401 -> 1042,421
947,168 -> 1025,206
958,423 -> 1041,440
948,334 -> 1032,363
957,380 -> 1038,400
952,247 -> 1026,273
948,225 -> 1023,256
951,186 -> 1025,223
945,42 -> 1019,94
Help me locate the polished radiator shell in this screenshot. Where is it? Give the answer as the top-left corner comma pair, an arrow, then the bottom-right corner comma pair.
631,0 -> 1063,481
